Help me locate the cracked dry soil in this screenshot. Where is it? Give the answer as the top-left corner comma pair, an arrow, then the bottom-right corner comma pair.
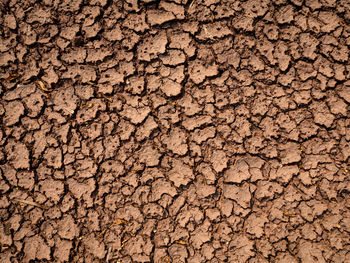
0,0 -> 350,262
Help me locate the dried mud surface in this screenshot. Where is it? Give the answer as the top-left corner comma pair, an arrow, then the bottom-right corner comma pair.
1,0 -> 350,262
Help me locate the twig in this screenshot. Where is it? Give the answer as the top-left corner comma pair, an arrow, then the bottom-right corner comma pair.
62,107 -> 74,114
106,247 -> 112,263
12,199 -> 48,209
121,237 -> 130,248
189,0 -> 196,9
4,74 -> 19,82
86,81 -> 97,86
100,93 -> 113,102
175,240 -> 187,245
37,80 -> 51,92
115,219 -> 128,225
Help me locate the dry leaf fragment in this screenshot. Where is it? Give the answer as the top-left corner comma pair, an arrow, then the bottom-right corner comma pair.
283,211 -> 297,217
1,245 -> 10,252
115,219 -> 128,225
86,81 -> 97,86
99,229 -> 106,236
161,256 -> 171,263
175,240 -> 187,245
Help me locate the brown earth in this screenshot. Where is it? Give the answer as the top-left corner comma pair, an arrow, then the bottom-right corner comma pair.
0,0 -> 350,262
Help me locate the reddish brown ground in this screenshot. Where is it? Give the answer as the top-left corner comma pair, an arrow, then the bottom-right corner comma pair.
1,0 -> 350,262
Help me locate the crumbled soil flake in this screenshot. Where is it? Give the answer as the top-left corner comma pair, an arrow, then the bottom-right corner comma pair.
44,147 -> 62,169
57,214 -> 79,240
67,178 -> 95,207
139,145 -> 161,167
190,220 -> 211,249
4,101 -> 24,126
245,212 -> 268,238
137,31 -> 168,61
192,126 -> 216,144
39,178 -> 64,203
279,142 -> 301,164
270,164 -> 299,185
151,178 -> 177,201
54,238 -> 72,262
5,140 -> 30,169
223,183 -> 252,209
228,234 -> 255,262
189,60 -> 219,84
209,149 -> 228,173
135,116 -> 158,141
23,236 -> 51,262
83,234 -> 106,259
163,127 -> 188,155
169,159 -> 194,187
147,9 -> 175,26
225,158 -> 251,183
1,1 -> 349,262
23,93 -> 44,117
121,104 -> 151,125
160,78 -> 183,97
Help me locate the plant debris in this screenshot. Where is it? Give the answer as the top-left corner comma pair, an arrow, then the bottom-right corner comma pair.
36,80 -> 51,92
12,199 -> 48,210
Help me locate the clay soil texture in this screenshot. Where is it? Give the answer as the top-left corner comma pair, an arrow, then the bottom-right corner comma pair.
1,0 -> 350,262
